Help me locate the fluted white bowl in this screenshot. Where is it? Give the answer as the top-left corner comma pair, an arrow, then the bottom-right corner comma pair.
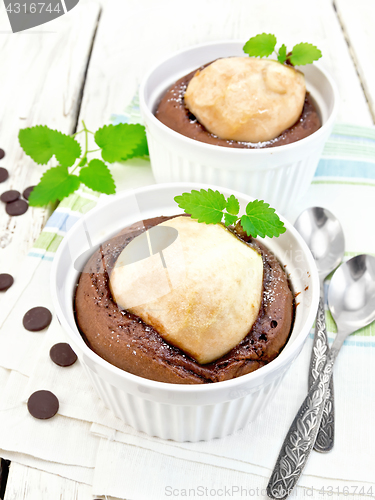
139,41 -> 339,214
51,182 -> 319,441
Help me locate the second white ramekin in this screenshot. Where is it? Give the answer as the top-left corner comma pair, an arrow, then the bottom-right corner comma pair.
139,41 -> 339,214
51,183 -> 319,441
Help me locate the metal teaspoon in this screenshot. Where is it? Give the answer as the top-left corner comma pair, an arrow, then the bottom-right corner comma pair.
267,254 -> 375,500
294,207 -> 345,452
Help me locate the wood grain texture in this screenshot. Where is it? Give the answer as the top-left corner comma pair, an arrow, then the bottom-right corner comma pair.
78,0 -> 372,130
0,0 -> 101,281
1,0 -> 374,498
335,0 -> 375,122
76,0 -> 374,194
3,463 -> 92,500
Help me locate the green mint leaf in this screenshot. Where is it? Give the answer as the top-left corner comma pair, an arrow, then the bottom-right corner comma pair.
224,213 -> 238,227
243,33 -> 277,58
79,159 -> 115,195
19,126 -> 81,167
78,156 -> 87,167
240,200 -> 286,238
94,123 -> 148,163
28,166 -> 80,207
51,131 -> 82,167
19,126 -> 53,165
174,189 -> 226,224
289,43 -> 322,66
277,43 -> 287,64
226,194 -> 240,215
130,135 -> 149,158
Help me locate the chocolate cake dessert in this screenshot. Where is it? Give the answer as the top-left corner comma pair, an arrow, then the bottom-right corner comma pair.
74,215 -> 294,384
155,59 -> 321,149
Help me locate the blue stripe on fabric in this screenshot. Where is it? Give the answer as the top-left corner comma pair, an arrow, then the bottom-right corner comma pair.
28,251 -> 54,261
315,159 -> 375,179
110,114 -> 130,125
44,211 -> 67,228
329,133 -> 375,145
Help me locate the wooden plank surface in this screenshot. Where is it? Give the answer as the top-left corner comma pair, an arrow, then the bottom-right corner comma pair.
0,0 -> 101,286
334,0 -> 375,121
77,0 -> 373,137
3,463 -> 92,500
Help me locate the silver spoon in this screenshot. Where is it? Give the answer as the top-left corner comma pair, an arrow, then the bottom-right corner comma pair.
267,254 -> 375,500
294,207 -> 345,452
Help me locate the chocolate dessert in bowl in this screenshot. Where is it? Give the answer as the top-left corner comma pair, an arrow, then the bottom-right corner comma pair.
51,182 -> 319,441
139,37 -> 338,214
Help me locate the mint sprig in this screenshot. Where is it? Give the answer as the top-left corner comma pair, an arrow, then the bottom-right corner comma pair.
19,121 -> 148,207
174,189 -> 285,239
243,33 -> 322,66
19,126 -> 81,167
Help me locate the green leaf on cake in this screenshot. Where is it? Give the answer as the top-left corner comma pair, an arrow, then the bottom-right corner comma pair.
242,33 -> 321,67
224,213 -> 238,226
243,33 -> 277,58
174,189 -> 227,224
174,189 -> 285,238
277,43 -> 287,64
289,43 -> 322,66
240,200 -> 286,238
226,194 -> 240,215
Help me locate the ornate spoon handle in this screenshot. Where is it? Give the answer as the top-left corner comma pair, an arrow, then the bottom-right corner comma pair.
308,296 -> 335,452
267,352 -> 335,500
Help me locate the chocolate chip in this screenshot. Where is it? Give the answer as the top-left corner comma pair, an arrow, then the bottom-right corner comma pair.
50,343 -> 77,367
0,149 -> 4,160
0,168 -> 8,183
1,190 -> 20,203
27,390 -> 59,419
6,199 -> 28,216
23,185 -> 35,200
0,274 -> 13,291
23,306 -> 52,331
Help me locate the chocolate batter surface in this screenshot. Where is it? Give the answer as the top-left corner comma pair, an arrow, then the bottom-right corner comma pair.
75,216 -> 294,384
155,62 -> 321,149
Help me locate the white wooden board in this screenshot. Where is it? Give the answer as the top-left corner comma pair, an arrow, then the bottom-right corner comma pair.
0,0 -> 101,283
1,0 -> 375,498
335,0 -> 375,121
3,462 -> 92,500
77,0 -> 373,133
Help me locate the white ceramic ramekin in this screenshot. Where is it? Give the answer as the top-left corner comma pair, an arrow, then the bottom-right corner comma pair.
139,41 -> 339,214
51,182 -> 319,442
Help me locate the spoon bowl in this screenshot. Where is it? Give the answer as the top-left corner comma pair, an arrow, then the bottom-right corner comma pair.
294,207 -> 345,280
328,254 -> 375,334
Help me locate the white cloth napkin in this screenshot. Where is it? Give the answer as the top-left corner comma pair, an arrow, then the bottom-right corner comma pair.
0,122 -> 375,499
88,333 -> 375,498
